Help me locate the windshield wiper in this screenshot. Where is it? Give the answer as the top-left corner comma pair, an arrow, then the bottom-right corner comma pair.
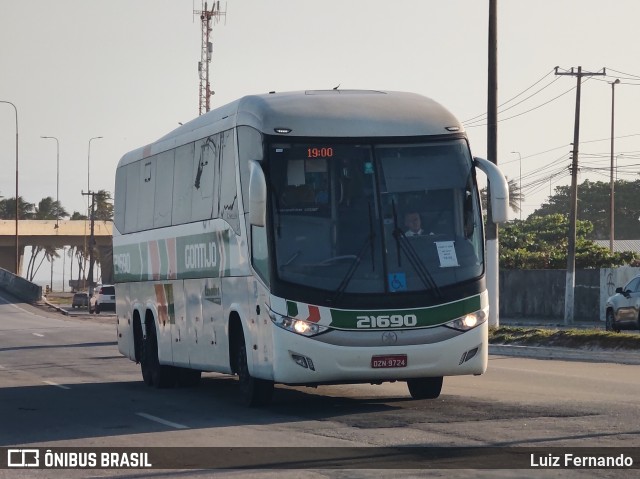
330,203 -> 376,303
391,200 -> 442,300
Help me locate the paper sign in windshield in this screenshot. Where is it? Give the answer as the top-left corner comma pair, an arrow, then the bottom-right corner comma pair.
436,241 -> 459,267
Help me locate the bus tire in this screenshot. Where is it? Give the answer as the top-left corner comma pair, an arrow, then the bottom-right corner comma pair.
234,333 -> 274,407
407,376 -> 443,399
141,319 -> 177,388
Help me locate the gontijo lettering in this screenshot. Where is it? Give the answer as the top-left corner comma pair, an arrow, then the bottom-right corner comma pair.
184,242 -> 217,269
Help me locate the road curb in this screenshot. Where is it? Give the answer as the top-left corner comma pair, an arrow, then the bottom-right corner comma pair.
490,344 -> 640,365
41,298 -> 69,316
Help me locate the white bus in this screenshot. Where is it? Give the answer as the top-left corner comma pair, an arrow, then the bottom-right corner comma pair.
114,90 -> 508,406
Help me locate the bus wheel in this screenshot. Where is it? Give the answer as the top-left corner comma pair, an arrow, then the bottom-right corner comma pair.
177,368 -> 201,387
407,377 -> 443,399
234,334 -> 274,407
141,320 -> 177,388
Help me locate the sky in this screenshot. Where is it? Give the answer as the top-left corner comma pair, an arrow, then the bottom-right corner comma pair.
1,0 -> 640,286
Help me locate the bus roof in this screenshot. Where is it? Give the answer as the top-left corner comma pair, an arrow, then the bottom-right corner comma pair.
118,90 -> 465,167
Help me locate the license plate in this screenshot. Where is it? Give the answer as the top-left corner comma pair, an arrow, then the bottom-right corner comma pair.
371,354 -> 407,368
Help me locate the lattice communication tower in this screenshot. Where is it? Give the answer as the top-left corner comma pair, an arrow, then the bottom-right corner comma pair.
194,1 -> 227,115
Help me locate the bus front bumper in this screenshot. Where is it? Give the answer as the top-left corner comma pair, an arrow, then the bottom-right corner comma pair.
270,321 -> 488,385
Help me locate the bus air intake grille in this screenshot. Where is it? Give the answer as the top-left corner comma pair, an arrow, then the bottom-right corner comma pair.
459,347 -> 479,365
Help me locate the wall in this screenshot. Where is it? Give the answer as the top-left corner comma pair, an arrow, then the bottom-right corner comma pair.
0,267 -> 42,303
499,269 -> 600,321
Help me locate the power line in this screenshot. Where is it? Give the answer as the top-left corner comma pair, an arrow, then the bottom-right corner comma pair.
465,81 -> 581,128
608,68 -> 640,79
462,68 -> 557,123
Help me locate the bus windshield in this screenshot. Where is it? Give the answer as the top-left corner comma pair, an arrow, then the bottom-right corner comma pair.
268,139 -> 483,296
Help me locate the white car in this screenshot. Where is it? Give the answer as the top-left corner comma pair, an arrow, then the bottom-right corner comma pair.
89,284 -> 116,314
605,275 -> 640,332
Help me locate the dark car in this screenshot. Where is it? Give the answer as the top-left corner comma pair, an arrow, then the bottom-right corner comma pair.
71,292 -> 89,309
605,275 -> 640,332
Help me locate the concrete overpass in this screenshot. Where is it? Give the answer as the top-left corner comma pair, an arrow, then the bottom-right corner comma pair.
0,220 -> 113,282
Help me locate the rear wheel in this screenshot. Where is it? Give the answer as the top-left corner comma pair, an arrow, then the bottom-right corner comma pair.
95,303 -> 101,314
407,377 -> 443,399
234,332 -> 274,407
140,320 -> 177,388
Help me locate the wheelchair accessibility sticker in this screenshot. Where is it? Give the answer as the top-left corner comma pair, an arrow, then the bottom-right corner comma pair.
388,273 -> 407,292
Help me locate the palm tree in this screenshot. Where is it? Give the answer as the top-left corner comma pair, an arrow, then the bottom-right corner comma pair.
25,197 -> 70,281
0,196 -> 35,219
94,190 -> 114,221
481,177 -> 524,217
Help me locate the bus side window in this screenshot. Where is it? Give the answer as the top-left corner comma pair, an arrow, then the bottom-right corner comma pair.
172,143 -> 195,225
124,161 -> 140,232
137,158 -> 155,231
114,166 -> 126,233
219,129 -> 240,234
191,135 -> 217,221
153,149 -> 175,228
237,126 -> 264,215
251,225 -> 269,285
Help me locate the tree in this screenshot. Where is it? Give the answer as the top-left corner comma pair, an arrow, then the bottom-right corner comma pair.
33,196 -> 69,220
0,196 -> 35,219
481,177 -> 524,215
94,190 -> 114,221
533,179 -> 640,240
499,214 -> 637,269
25,197 -> 70,281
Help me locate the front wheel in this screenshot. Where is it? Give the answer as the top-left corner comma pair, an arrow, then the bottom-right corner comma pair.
235,334 -> 274,407
407,377 -> 443,399
605,309 -> 619,333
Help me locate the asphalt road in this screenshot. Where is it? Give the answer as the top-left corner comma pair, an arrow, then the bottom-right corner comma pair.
1,292 -> 639,478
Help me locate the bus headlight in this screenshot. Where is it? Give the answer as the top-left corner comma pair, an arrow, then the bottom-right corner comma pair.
269,311 -> 328,337
445,307 -> 488,331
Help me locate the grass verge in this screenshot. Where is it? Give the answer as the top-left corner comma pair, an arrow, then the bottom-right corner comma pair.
489,326 -> 640,351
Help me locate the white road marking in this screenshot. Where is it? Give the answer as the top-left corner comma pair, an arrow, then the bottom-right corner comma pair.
43,380 -> 71,390
32,333 -> 44,337
136,412 -> 188,429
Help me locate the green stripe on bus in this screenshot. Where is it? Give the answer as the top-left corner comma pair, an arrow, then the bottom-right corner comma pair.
328,294 -> 482,329
113,242 -> 148,282
115,230 -> 234,282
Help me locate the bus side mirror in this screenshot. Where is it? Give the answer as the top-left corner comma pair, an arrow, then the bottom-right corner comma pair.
248,160 -> 267,226
474,157 -> 509,224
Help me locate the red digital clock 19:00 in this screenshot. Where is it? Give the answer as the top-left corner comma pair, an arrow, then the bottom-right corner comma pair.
307,147 -> 334,158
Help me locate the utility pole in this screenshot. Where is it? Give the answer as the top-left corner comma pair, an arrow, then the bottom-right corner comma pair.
554,66 -> 606,325
194,1 -> 226,115
486,0 -> 499,327
609,79 -> 620,253
82,191 -> 97,297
